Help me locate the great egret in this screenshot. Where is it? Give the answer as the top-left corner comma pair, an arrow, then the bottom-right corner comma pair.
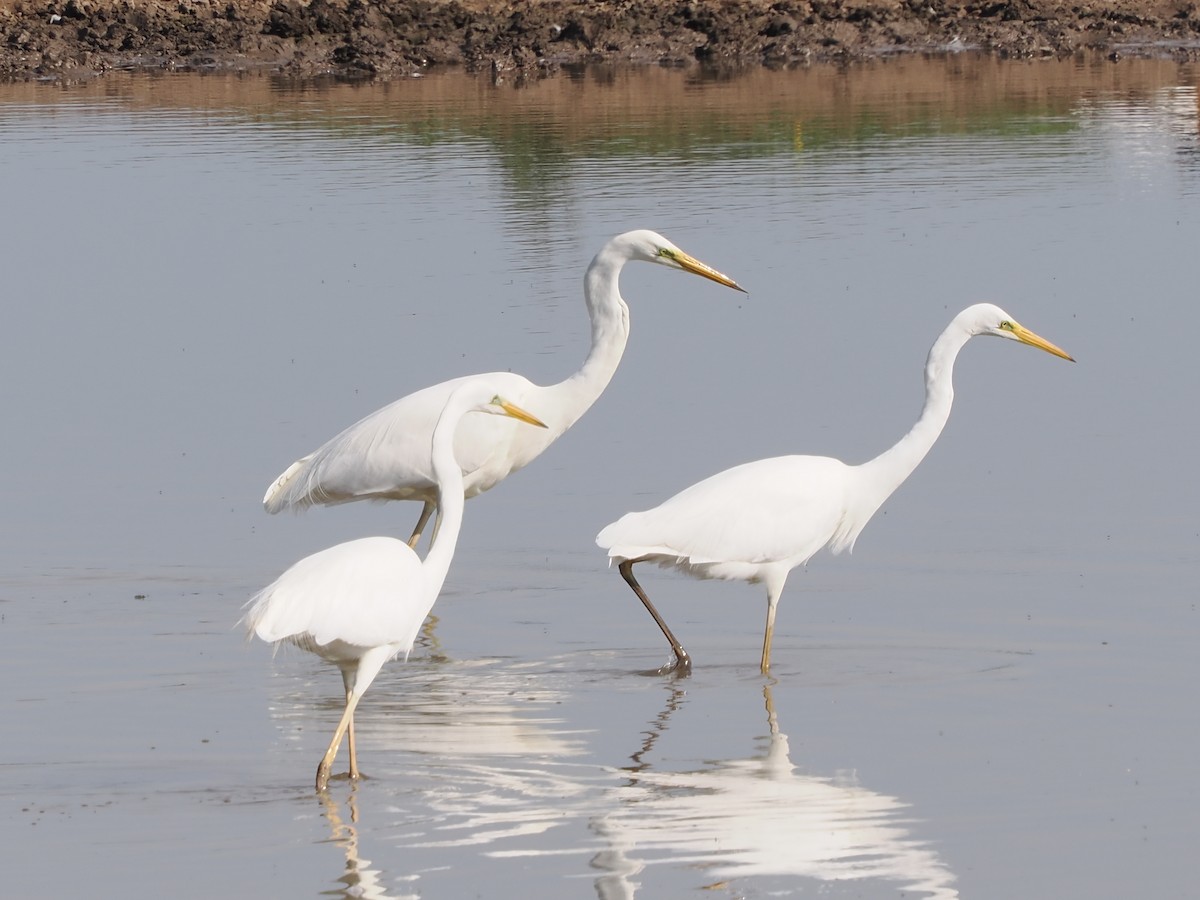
597,303 -> 1074,675
244,381 -> 547,791
263,230 -> 745,548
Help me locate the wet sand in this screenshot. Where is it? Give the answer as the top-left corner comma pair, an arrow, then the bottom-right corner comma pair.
2,0 -> 1199,81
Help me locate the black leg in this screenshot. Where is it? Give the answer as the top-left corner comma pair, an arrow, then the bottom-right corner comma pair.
619,559 -> 692,676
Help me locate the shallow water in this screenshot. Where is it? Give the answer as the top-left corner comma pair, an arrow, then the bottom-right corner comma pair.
1,57 -> 1198,898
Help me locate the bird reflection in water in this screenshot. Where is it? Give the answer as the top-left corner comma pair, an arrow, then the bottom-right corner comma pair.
590,684 -> 959,899
300,672 -> 955,897
320,787 -> 415,900
307,661 -> 591,899
267,655 -> 589,775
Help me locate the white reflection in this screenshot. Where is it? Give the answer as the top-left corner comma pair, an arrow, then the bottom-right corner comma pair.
589,685 -> 959,899
372,652 -> 600,851
278,660 -> 957,897
1077,85 -> 1199,177
408,758 -> 599,851
321,788 -> 417,900
366,662 -> 589,761
290,654 -> 596,893
266,628 -> 590,763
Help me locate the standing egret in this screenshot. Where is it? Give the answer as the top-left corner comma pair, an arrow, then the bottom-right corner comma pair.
597,303 -> 1074,675
244,381 -> 547,791
263,230 -> 745,548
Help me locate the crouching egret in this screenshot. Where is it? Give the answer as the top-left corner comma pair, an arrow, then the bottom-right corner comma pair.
244,381 -> 547,791
263,230 -> 745,548
597,303 -> 1074,675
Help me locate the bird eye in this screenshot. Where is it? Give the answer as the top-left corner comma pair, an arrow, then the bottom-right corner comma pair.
657,248 -> 674,260
1000,321 -> 1014,331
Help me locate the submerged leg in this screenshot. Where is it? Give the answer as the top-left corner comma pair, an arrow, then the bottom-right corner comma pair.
407,500 -> 436,549
418,612 -> 443,659
619,559 -> 692,675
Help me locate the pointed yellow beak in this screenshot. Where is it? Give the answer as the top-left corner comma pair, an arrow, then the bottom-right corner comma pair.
498,400 -> 549,428
671,250 -> 747,294
1012,323 -> 1075,362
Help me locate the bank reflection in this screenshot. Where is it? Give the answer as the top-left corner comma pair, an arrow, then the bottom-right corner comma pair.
590,684 -> 959,899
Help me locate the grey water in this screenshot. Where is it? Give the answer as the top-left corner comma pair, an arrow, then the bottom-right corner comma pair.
1,58 -> 1197,898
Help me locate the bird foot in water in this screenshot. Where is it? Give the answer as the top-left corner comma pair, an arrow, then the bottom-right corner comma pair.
316,769 -> 368,793
636,651 -> 692,678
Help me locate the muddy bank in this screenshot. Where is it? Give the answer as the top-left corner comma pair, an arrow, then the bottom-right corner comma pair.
2,0 -> 1199,80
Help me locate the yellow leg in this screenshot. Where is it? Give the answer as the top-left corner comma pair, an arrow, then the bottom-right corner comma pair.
760,578 -> 786,674
316,647 -> 392,791
345,691 -> 359,781
760,603 -> 776,673
407,500 -> 436,549
316,693 -> 361,792
340,670 -> 359,781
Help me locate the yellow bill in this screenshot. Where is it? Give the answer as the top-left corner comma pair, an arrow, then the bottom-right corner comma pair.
1011,323 -> 1075,362
496,398 -> 549,428
669,250 -> 747,293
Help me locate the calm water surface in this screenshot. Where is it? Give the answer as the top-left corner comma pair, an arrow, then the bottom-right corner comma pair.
1,58 -> 1198,898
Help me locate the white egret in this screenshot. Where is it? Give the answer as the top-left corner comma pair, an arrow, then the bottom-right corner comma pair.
244,381 -> 547,791
263,230 -> 744,548
597,303 -> 1074,675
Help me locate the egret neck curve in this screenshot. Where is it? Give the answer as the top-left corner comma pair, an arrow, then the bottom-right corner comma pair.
850,316 -> 973,539
553,243 -> 633,431
420,395 -> 473,610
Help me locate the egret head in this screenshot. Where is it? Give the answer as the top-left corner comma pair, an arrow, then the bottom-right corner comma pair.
968,303 -> 1075,361
482,394 -> 548,428
448,381 -> 549,428
617,229 -> 746,293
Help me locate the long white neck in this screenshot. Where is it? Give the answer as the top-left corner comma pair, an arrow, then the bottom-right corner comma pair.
421,399 -> 472,602
854,318 -> 974,514
552,244 -> 632,430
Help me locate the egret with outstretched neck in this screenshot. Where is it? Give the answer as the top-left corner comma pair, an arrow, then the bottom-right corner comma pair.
263,230 -> 744,548
597,303 -> 1074,675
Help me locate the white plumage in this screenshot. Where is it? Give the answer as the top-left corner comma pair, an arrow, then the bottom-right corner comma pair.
263,230 -> 744,549
247,536 -> 429,656
245,380 -> 546,791
598,303 -> 1074,675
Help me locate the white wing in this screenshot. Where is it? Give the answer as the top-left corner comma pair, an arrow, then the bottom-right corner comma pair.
598,455 -> 853,568
243,537 -> 428,650
264,371 -> 548,511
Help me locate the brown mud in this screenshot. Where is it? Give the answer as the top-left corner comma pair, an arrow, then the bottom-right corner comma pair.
1,0 -> 1199,81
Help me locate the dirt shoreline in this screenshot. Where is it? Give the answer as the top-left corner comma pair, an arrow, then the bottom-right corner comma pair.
2,0 -> 1199,81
